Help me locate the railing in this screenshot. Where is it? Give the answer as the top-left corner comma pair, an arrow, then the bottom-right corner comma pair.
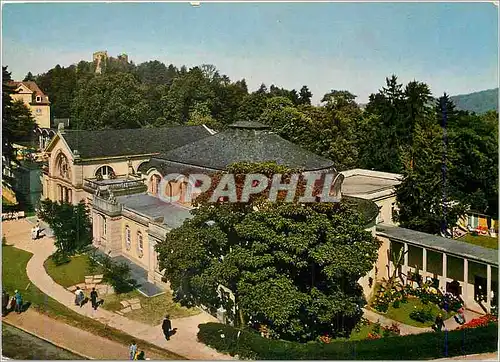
92,196 -> 122,215
84,176 -> 145,192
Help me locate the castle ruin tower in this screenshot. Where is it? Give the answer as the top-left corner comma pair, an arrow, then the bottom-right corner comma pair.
93,51 -> 108,74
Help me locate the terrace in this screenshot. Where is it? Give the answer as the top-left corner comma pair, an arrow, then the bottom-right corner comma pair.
83,174 -> 147,196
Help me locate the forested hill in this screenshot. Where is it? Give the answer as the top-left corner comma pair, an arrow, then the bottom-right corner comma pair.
450,88 -> 498,114
5,59 -> 499,230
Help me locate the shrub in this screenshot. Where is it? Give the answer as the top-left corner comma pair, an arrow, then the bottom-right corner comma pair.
409,308 -> 434,323
198,322 -> 498,360
51,251 -> 71,266
89,251 -> 139,294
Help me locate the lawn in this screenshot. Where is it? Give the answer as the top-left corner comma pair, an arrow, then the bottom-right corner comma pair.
2,244 -> 184,360
44,254 -> 101,287
44,253 -> 200,325
382,297 -> 454,327
101,289 -> 200,325
460,234 -> 498,249
348,323 -> 373,341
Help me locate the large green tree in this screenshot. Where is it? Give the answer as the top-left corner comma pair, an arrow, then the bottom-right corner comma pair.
395,95 -> 465,234
71,72 -> 152,129
38,199 -> 93,263
156,163 -> 380,342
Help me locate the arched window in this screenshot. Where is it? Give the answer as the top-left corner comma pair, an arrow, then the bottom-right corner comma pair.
166,181 -> 174,199
95,165 -> 115,180
149,174 -> 161,196
125,226 -> 131,250
180,181 -> 188,203
137,231 -> 144,258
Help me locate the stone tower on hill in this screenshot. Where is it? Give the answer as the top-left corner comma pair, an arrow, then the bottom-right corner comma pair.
93,51 -> 108,74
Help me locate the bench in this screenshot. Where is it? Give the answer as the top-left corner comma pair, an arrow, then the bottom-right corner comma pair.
1,211 -> 26,221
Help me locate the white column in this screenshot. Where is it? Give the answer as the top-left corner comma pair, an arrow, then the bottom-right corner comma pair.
442,253 -> 447,291
422,248 -> 427,280
486,264 -> 492,313
463,258 -> 469,307
403,243 -> 409,284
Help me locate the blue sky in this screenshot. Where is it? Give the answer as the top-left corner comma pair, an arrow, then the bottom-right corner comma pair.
2,1 -> 498,103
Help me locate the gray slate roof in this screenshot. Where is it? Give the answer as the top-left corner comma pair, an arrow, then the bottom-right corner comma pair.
157,121 -> 335,171
117,193 -> 193,229
377,224 -> 498,267
61,125 -> 212,159
138,159 -> 208,176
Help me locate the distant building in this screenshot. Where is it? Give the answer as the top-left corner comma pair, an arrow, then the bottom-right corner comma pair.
93,51 -> 108,74
93,51 -> 129,74
9,81 -> 51,129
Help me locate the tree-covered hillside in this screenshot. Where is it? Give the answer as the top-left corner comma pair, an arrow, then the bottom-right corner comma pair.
4,57 -> 499,232
450,88 -> 498,114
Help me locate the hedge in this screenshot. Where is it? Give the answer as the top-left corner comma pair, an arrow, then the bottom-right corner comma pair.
198,322 -> 498,360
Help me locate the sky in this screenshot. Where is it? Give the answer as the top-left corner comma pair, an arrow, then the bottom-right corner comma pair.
2,1 -> 498,104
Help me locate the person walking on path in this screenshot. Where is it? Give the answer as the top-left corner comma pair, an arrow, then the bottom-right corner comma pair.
14,290 -> 23,314
35,220 -> 41,239
136,351 -> 145,360
434,313 -> 445,332
74,287 -> 85,307
90,287 -> 99,310
31,227 -> 37,240
2,290 -> 10,316
129,341 -> 138,360
162,315 -> 172,341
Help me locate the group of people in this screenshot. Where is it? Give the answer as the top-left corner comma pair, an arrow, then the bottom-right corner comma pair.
74,286 -> 102,310
31,220 -> 42,240
128,341 -> 146,360
2,290 -> 23,315
433,307 -> 466,332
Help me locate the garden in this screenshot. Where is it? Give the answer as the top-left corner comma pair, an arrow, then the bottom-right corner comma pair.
370,281 -> 459,327
44,250 -> 199,325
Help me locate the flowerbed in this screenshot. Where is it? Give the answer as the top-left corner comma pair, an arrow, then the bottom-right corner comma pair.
372,281 -> 463,315
457,314 -> 498,330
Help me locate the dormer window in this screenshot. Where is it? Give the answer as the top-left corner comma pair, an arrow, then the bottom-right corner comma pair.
36,95 -> 42,103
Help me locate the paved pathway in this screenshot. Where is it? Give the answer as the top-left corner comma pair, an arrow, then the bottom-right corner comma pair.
3,309 -> 171,360
363,305 -> 483,336
433,352 -> 498,361
362,308 -> 433,335
2,219 -> 233,360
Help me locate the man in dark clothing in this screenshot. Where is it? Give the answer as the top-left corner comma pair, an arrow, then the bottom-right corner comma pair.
162,315 -> 172,340
434,314 -> 445,332
90,288 -> 99,310
2,291 -> 9,316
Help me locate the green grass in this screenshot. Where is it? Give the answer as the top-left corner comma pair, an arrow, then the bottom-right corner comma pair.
460,234 -> 498,249
382,297 -> 454,327
2,244 -> 185,360
44,254 -> 102,287
348,323 -> 373,341
101,289 -> 200,325
44,253 -> 199,325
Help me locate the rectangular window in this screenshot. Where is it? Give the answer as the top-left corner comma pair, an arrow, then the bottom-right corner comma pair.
36,96 -> 41,102
101,216 -> 107,237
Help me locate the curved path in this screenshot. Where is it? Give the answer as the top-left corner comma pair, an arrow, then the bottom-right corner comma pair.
363,304 -> 482,335
2,219 -> 233,360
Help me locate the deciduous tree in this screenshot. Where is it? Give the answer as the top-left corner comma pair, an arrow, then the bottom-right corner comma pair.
156,163 -> 380,342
